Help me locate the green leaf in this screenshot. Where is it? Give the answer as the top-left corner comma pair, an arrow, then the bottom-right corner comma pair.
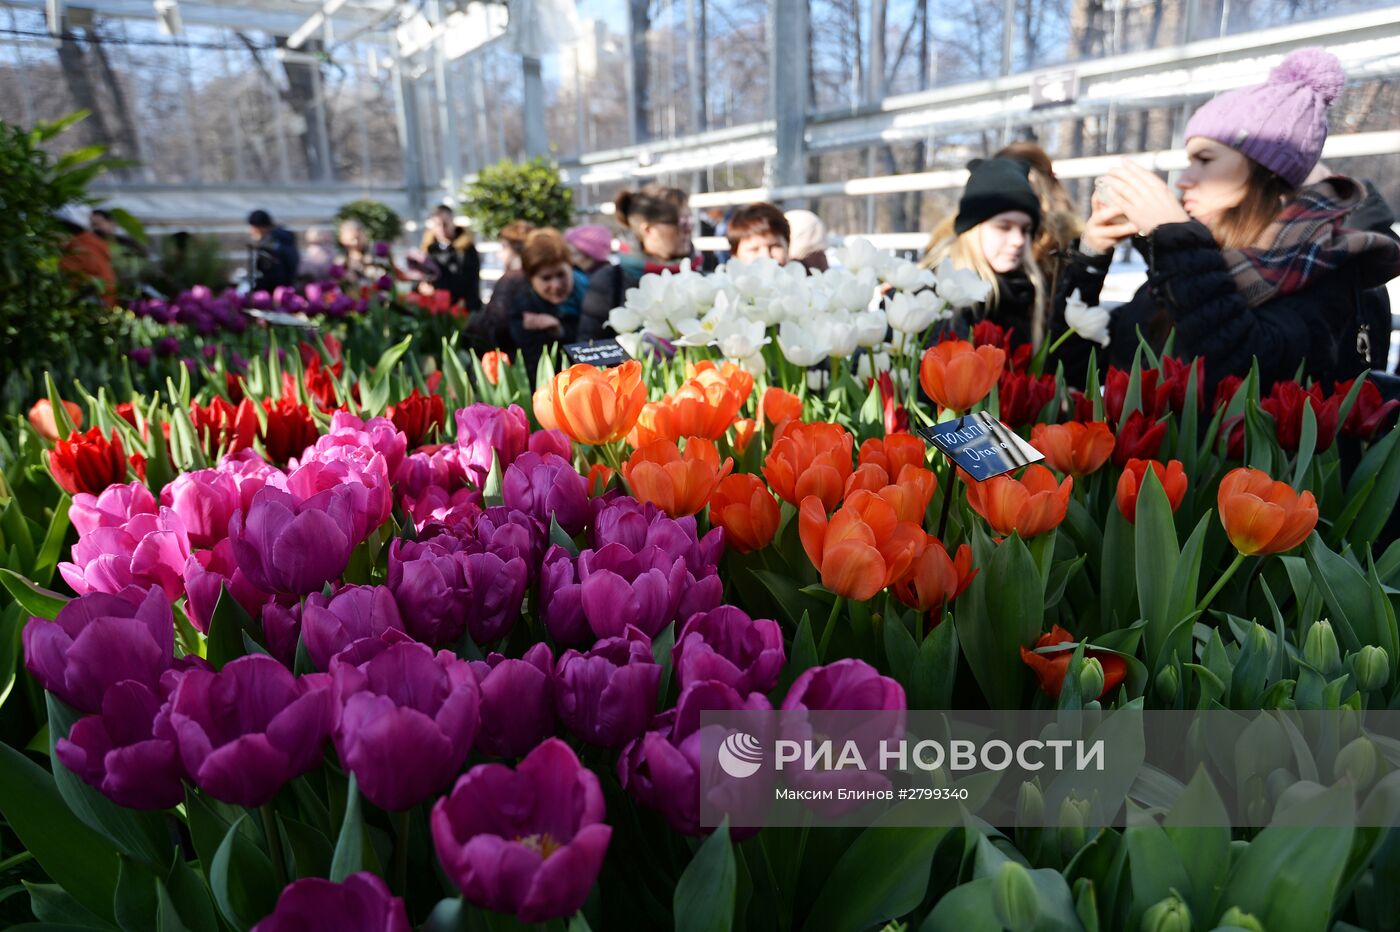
1133,466 -> 1179,667
1292,400 -> 1317,489
549,516 -> 580,557
1344,424 -> 1400,549
24,882 -> 115,929
155,878 -> 191,932
0,568 -> 70,620
882,609 -> 918,686
1123,810 -> 1191,931
673,819 -> 736,932
209,815 -> 277,932
114,857 -> 158,932
330,774 -> 366,882
1304,534 -> 1373,656
909,618 -> 958,710
918,876 -> 1001,931
804,815 -> 950,932
0,742 -> 121,922
979,534 -> 1043,709
207,584 -> 251,670
279,815 -> 333,880
162,854 -> 218,932
0,498 -> 37,573
33,495 -> 72,585
1163,767 -> 1230,924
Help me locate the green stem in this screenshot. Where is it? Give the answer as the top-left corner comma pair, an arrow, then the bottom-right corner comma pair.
261,803 -> 288,890
0,850 -> 34,873
393,808 -> 412,897
817,595 -> 846,662
1196,551 -> 1248,617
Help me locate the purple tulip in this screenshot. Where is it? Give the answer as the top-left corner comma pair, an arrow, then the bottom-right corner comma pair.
678,570 -> 724,623
576,543 -> 687,640
56,679 -> 185,810
403,486 -> 483,536
455,403 -> 529,486
555,628 -> 660,748
331,642 -> 480,811
537,546 -> 588,646
251,873 -> 409,932
24,588 -> 173,714
285,451 -> 392,545
375,275 -> 393,291
619,681 -> 770,835
460,551 -> 528,644
528,429 -> 573,462
59,507 -> 191,602
394,446 -> 473,500
182,539 -> 274,634
503,452 -> 590,537
590,498 -> 724,576
127,347 -> 153,366
311,411 -> 408,479
229,486 -> 356,595
160,469 -> 240,549
373,241 -> 391,258
431,738 -> 611,923
257,600 -> 304,669
471,507 -> 545,576
781,658 -> 906,713
155,335 -> 180,357
160,654 -> 334,807
218,449 -> 287,512
70,482 -> 157,537
302,585 -> 407,671
469,643 -> 555,758
673,607 -> 785,694
386,538 -> 468,646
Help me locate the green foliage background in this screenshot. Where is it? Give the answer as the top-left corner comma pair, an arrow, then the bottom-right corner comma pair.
458,156 -> 575,239
334,198 -> 404,244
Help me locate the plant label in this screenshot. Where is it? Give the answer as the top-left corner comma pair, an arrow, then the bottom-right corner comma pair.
915,411 -> 1043,481
563,339 -> 631,368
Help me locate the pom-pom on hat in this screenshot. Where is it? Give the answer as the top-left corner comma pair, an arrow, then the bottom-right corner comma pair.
954,158 -> 1042,236
1183,47 -> 1345,188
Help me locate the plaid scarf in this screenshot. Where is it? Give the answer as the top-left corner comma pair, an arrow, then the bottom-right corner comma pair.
1224,177 -> 1400,308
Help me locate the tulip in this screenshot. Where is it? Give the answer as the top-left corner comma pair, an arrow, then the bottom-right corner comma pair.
857,434 -> 926,478
181,540 -> 275,634
1104,366 -> 1164,425
893,537 -> 976,616
1062,293 -> 1110,347
285,453 -> 393,546
1261,380 -> 1340,454
799,491 -> 926,601
1019,625 -> 1127,701
531,384 -> 559,431
623,438 -> 734,519
761,387 -> 803,426
455,403 -> 530,485
189,396 -> 258,457
431,738 -> 611,923
29,398 -> 83,441
256,398 -> 317,465
964,465 -> 1071,539
1217,467 -> 1318,556
1030,422 -> 1114,477
59,507 -> 191,601
1337,378 -> 1400,440
312,411 -> 408,479
538,546 -> 590,645
160,469 -> 240,548
626,399 -> 677,449
763,421 -> 854,512
229,486 -> 356,595
460,550 -> 529,644
387,538 -> 470,646
481,350 -> 510,385
219,448 -> 288,511
555,628 -> 661,747
48,427 -> 130,495
528,428 -> 572,461
1140,896 -> 1191,932
670,370 -> 744,441
996,370 -> 1057,429
1111,410 -> 1166,467
332,642 -> 480,811
469,643 -> 555,758
388,388 -> 446,448
56,679 -> 186,810
919,340 -> 1004,412
24,588 -> 173,714
546,360 -> 647,445
1156,357 -> 1206,416
1214,375 -> 1245,413
251,873 -> 409,932
161,654 -> 334,807
687,360 -> 755,405
589,498 -> 724,574
70,481 -> 157,537
301,585 -> 407,671
471,506 -> 547,574
707,473 -> 780,554
673,606 -> 785,694
871,465 -> 937,525
503,452 -> 591,535
1115,458 -> 1188,524
576,543 -> 688,639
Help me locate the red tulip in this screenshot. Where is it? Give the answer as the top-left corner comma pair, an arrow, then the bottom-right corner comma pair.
1115,458 -> 1188,524
48,428 -> 130,495
388,388 -> 446,448
996,370 -> 1057,429
1104,366 -> 1164,425
1260,381 -> 1339,454
190,397 -> 257,457
260,398 -> 320,465
1337,378 -> 1400,440
1156,357 -> 1206,415
1112,411 -> 1166,467
1020,625 -> 1128,700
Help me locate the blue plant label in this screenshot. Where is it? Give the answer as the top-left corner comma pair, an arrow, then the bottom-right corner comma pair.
915,411 -> 1044,481
563,339 -> 631,368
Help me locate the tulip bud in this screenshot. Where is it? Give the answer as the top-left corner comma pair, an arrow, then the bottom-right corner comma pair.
1334,736 -> 1378,790
993,861 -> 1040,932
1155,664 -> 1180,704
1079,657 -> 1106,703
1017,779 -> 1044,827
1303,620 -> 1341,674
1217,906 -> 1265,932
1140,894 -> 1191,932
1059,796 -> 1089,860
1352,646 -> 1389,692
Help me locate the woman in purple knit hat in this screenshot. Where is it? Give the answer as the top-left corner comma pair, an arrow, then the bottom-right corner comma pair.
1050,48 -> 1400,391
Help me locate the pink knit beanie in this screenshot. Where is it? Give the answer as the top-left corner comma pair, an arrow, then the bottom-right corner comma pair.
564,225 -> 613,264
1183,47 -> 1345,188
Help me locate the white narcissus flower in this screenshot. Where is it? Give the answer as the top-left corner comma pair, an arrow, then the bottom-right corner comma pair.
934,260 -> 993,309
714,317 -> 769,360
778,319 -> 831,366
1064,292 -> 1111,346
885,290 -> 946,334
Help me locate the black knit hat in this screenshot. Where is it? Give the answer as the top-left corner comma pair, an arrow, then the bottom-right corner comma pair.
954,158 -> 1041,235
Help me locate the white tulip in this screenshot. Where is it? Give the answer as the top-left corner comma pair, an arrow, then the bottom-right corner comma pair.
934,260 -> 993,309
715,318 -> 770,360
834,238 -> 885,275
737,351 -> 767,376
855,349 -> 893,380
778,319 -> 831,366
608,303 -> 643,334
885,290 -> 946,334
1064,293 -> 1112,346
819,312 -> 861,359
883,260 -> 935,292
853,309 -> 888,348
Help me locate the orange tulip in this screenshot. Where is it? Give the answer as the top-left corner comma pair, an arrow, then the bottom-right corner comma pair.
1031,422 -> 1115,477
800,490 -> 926,601
875,466 -> 937,524
671,370 -> 744,440
761,387 -> 804,426
857,434 -> 927,478
919,340 -> 1005,412
964,464 -> 1071,539
29,398 -> 83,442
627,399 -> 677,448
894,537 -> 977,614
1217,466 -> 1318,556
708,473 -> 780,553
731,418 -> 758,455
688,360 -> 755,406
548,360 -> 647,445
532,385 -> 559,431
588,463 -> 614,496
762,421 -> 854,512
844,463 -> 892,498
1020,625 -> 1128,701
622,437 -> 734,518
481,350 -> 511,385
1115,458 -> 1188,524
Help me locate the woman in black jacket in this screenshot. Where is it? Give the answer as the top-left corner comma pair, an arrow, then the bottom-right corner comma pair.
508,229 -> 590,381
1053,48 -> 1400,392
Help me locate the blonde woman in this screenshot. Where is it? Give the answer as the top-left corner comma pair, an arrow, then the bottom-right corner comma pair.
921,157 -> 1049,351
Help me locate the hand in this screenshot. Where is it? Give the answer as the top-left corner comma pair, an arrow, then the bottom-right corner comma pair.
1081,191 -> 1138,253
1099,160 -> 1190,236
522,312 -> 562,333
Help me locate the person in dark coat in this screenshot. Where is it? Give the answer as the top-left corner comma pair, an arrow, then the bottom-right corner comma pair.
577,185 -> 695,342
1052,48 -> 1400,393
507,229 -> 589,380
420,205 -> 481,311
246,209 -> 299,293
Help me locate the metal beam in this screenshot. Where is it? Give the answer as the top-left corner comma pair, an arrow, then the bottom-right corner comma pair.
766,0 -> 807,200
4,0 -> 392,37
